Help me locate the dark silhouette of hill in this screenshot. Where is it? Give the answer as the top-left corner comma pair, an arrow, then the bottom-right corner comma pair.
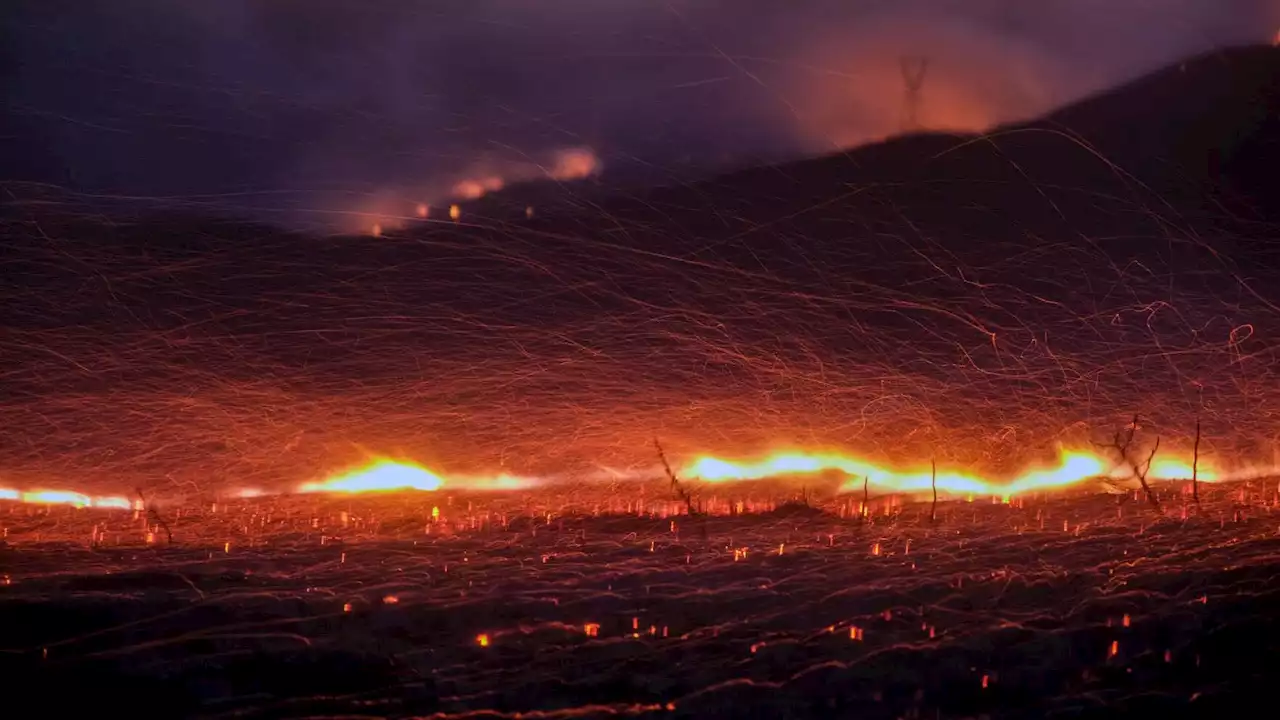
469,44 -> 1280,238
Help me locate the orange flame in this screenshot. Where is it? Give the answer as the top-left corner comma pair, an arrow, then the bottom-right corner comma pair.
298,460 -> 444,494
0,441 -> 1248,512
294,460 -> 539,496
0,488 -> 132,509
682,448 -> 1222,498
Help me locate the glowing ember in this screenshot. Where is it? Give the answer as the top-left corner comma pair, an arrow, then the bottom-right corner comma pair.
298,460 -> 444,494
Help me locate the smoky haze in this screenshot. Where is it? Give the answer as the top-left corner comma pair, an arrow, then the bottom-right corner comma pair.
5,0 -> 1276,229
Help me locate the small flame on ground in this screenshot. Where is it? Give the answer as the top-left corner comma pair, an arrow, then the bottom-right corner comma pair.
298,460 -> 444,494
0,489 -> 131,509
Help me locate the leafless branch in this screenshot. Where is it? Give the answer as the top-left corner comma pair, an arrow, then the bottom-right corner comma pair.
1098,414 -> 1161,509
654,438 -> 699,516
930,459 -> 938,523
1192,418 -> 1201,505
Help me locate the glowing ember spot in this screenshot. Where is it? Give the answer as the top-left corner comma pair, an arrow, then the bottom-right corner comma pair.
415,203 -> 430,218
449,204 -> 461,221
584,623 -> 600,637
383,595 -> 399,605
299,460 -> 444,494
370,223 -> 382,237
476,634 -> 490,647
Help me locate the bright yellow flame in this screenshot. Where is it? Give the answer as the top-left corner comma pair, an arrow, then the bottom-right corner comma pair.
298,460 -> 444,494
449,204 -> 461,221
93,496 -> 133,510
682,449 -> 1221,498
23,490 -> 93,507
7,489 -> 131,509
1147,459 -> 1216,481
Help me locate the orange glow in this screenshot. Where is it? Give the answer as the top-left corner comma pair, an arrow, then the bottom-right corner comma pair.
296,460 -> 540,496
453,176 -> 505,200
448,204 -> 461,221
548,147 -> 600,180
0,439 -> 1256,514
448,147 -> 601,204
298,460 -> 444,494
682,449 -> 1224,499
476,634 -> 490,647
1,488 -> 131,509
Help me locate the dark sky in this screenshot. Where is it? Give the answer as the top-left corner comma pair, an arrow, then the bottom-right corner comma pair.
5,1 -> 1277,229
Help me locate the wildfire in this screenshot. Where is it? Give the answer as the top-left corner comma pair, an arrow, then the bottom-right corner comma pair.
294,460 -> 539,495
681,448 -> 1222,498
0,487 -> 132,509
0,444 -> 1247,513
298,460 -> 445,494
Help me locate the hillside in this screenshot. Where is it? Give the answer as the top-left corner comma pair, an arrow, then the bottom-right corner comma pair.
468,44 -> 1280,235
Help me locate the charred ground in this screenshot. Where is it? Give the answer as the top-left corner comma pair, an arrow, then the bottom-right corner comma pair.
1,481 -> 1278,718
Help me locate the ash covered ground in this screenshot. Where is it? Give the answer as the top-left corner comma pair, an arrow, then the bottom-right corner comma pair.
3,480 -> 1278,719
